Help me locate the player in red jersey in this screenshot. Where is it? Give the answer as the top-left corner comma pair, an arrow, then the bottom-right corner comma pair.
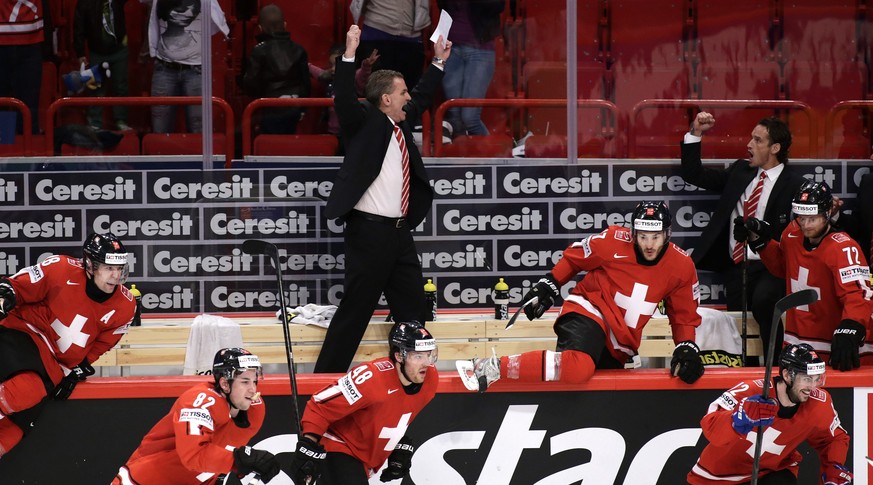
286,320 -> 438,485
688,343 -> 852,485
113,348 -> 279,485
742,180 -> 873,370
0,232 -> 136,457
456,201 -> 705,391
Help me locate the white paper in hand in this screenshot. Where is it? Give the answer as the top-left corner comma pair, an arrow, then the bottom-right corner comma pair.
429,9 -> 453,45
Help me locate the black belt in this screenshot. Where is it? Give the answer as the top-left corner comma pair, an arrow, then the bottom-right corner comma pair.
157,59 -> 196,70
349,210 -> 407,228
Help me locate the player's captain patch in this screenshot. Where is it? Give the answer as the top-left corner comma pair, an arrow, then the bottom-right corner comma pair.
338,374 -> 363,405
839,265 -> 870,284
179,408 -> 214,431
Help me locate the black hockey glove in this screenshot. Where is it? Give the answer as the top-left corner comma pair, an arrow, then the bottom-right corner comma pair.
233,446 -> 280,483
52,358 -> 96,400
216,473 -> 244,485
285,436 -> 326,485
670,340 -> 705,384
380,436 -> 415,482
830,319 -> 866,371
744,218 -> 772,253
732,216 -> 749,243
522,274 -> 560,321
0,278 -> 16,321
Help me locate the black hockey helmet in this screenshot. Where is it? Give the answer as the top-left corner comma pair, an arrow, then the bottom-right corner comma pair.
792,180 -> 833,218
779,343 -> 826,382
82,232 -> 129,283
631,201 -> 672,240
212,348 -> 263,389
389,321 -> 438,364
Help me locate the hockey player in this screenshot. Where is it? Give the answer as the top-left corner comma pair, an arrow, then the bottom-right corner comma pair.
742,180 -> 873,370
688,343 -> 851,485
113,348 -> 279,485
457,201 -> 705,392
0,232 -> 136,457
286,321 -> 438,485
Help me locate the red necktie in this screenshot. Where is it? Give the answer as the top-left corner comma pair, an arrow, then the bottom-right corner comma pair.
732,171 -> 767,263
394,125 -> 410,217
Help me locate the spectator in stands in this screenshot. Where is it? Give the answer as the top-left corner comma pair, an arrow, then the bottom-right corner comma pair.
437,0 -> 504,138
242,4 -> 310,135
679,112 -> 806,363
74,0 -> 131,132
142,0 -> 229,134
310,44 -> 378,147
351,0 -> 430,91
0,0 -> 51,134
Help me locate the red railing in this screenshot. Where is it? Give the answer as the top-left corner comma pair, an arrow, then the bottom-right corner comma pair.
241,97 -> 335,156
47,96 -> 235,167
825,100 -> 873,158
630,99 -> 815,158
432,98 -> 620,157
0,97 -> 33,155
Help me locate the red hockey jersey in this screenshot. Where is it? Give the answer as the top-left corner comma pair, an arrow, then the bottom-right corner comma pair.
116,382 -> 266,485
2,255 -> 135,383
688,378 -> 849,484
552,226 -> 702,360
0,0 -> 45,45
760,223 -> 873,357
301,358 -> 437,475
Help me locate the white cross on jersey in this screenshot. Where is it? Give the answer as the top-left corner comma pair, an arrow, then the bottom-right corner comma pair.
52,314 -> 90,352
378,412 -> 412,451
614,283 -> 659,329
745,427 -> 785,458
790,266 -> 821,312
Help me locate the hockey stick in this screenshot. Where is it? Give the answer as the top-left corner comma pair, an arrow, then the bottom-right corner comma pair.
741,241 -> 748,364
750,288 -> 818,485
504,296 -> 538,330
242,239 -> 304,435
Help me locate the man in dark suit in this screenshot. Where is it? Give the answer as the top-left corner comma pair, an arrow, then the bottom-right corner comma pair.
314,25 -> 451,373
680,112 -> 806,360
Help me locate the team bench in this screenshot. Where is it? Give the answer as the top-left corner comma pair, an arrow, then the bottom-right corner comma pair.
91,312 -> 763,370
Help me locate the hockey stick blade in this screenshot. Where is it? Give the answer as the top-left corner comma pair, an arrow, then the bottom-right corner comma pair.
505,296 -> 538,330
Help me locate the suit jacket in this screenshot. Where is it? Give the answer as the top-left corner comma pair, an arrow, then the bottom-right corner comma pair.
680,142 -> 807,272
325,59 -> 439,227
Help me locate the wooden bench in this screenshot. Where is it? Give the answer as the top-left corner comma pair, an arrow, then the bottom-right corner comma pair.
92,312 -> 762,369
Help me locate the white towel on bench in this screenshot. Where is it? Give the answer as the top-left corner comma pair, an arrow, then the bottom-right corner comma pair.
183,314 -> 244,375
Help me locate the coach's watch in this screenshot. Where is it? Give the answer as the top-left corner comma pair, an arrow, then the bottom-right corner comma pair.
432,56 -> 446,67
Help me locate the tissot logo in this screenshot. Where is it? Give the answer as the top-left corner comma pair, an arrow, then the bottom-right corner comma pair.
268,174 -> 333,199
0,178 -> 20,203
34,176 -> 137,202
152,174 -> 255,200
91,212 -> 195,237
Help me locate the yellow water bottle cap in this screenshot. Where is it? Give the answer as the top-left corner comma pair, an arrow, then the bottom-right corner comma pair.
424,278 -> 437,291
495,277 -> 509,291
129,284 -> 141,297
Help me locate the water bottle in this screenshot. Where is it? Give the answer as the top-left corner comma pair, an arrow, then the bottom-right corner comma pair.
129,283 -> 142,327
424,278 -> 437,321
494,278 -> 510,319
